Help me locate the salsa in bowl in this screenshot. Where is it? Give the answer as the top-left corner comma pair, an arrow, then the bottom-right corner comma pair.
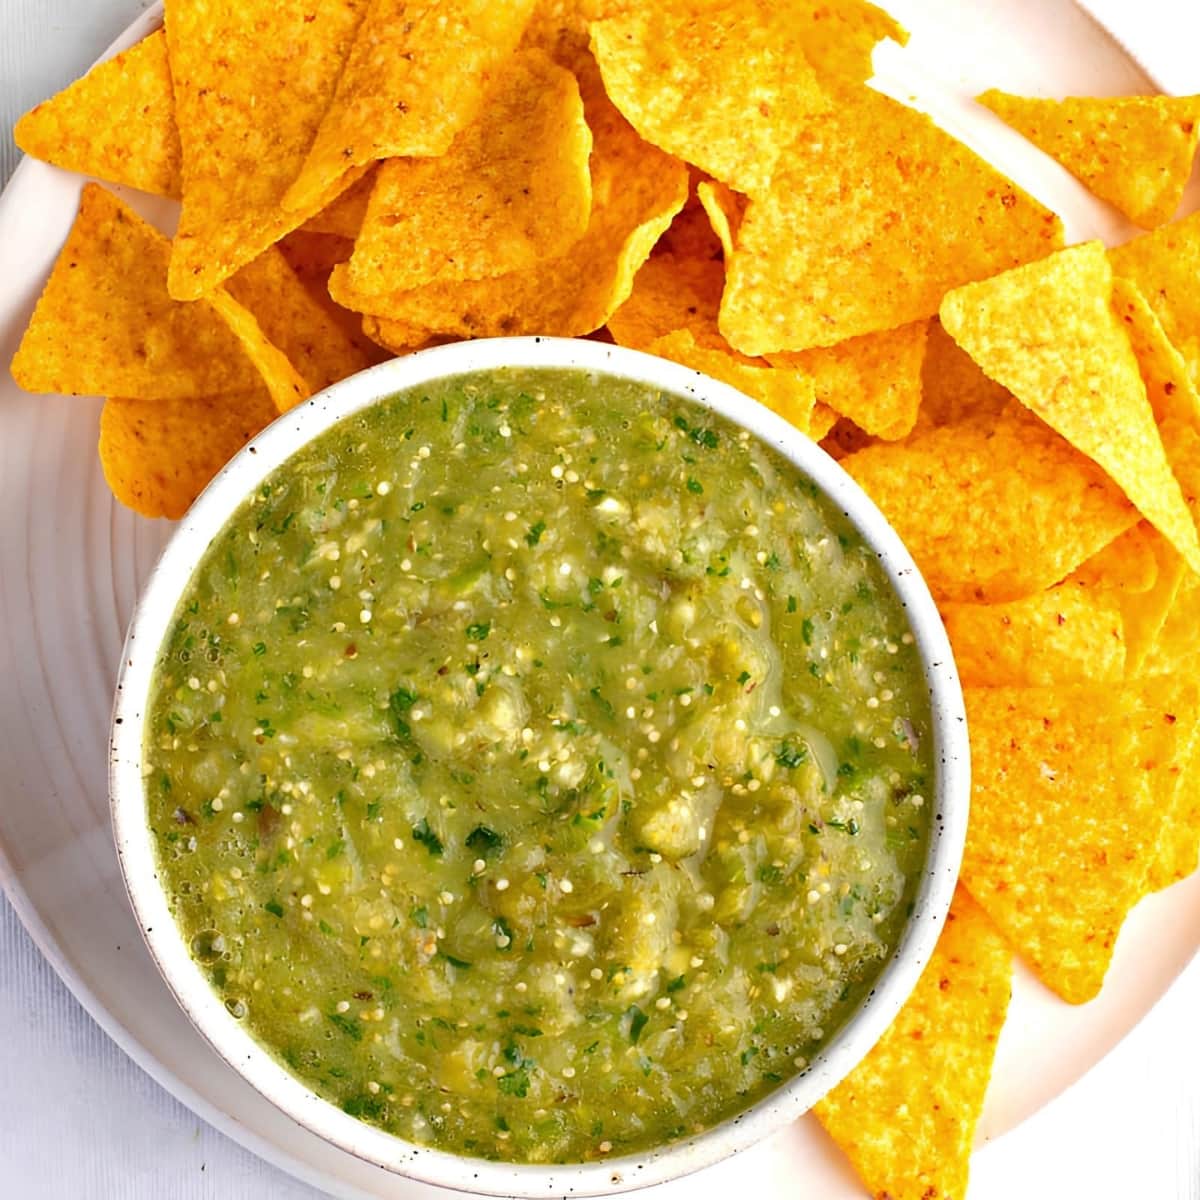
110,337 -> 967,1196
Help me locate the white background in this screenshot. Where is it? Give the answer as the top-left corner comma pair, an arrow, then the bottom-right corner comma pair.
0,2 -> 1197,1196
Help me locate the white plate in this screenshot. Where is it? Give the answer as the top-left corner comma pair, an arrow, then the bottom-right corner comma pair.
1,2 -> 1198,1198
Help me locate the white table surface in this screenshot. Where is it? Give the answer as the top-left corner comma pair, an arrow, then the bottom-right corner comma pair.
0,2 -> 1197,1196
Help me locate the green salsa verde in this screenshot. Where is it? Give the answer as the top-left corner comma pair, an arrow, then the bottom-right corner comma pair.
145,367 -> 933,1163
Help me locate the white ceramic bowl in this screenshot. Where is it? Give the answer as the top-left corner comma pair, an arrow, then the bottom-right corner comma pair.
110,336 -> 969,1198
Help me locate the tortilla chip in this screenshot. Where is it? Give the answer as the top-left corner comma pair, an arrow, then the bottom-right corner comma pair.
327,65 -> 688,339
590,2 -> 828,194
1143,572 -> 1200,674
14,30 -> 180,198
1111,275 -> 1200,432
769,320 -> 928,440
1120,540 -> 1186,678
206,289 -> 309,413
809,402 -> 839,442
645,329 -> 817,435
962,676 -> 1199,1003
842,409 -> 1137,603
10,185 -> 264,400
790,0 -> 908,85
813,888 -> 1010,1200
940,241 -> 1200,575
696,179 -> 744,258
165,0 -> 368,300
1110,212 -> 1200,389
720,86 -> 1063,355
276,231 -> 388,366
100,389 -> 278,519
284,0 -> 538,217
226,246 -> 373,395
916,318 -> 1012,431
1067,523 -> 1160,594
978,91 -> 1200,230
345,50 -> 592,294
300,168 -> 375,239
608,251 -> 729,352
1148,725 -> 1200,891
820,417 -> 875,460
942,586 -> 1126,687
361,315 -> 441,356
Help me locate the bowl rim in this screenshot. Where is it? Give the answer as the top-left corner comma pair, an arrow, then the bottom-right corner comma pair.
109,335 -> 969,1198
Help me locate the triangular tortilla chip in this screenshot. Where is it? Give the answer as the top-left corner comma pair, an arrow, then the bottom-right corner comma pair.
10,185 -> 264,400
284,0 -> 538,217
720,86 -> 1063,355
696,179 -> 743,258
645,329 -> 817,435
1148,721 -> 1200,891
590,1 -> 828,194
14,30 -> 180,198
962,676 -> 1199,1003
100,390 -> 278,519
608,252 -> 729,353
842,408 -> 1137,603
345,49 -> 592,294
978,90 -> 1200,230
165,0 -> 368,299
916,318 -> 1012,432
226,246 -> 372,396
769,320 -> 929,440
942,585 -> 1126,687
790,0 -> 908,86
1119,535 -> 1187,677
300,168 -> 375,239
326,64 -> 688,339
940,241 -> 1200,575
1066,523 -> 1160,594
205,289 -> 309,413
1110,211 -> 1200,389
276,231 -> 388,367
813,888 -> 1011,1200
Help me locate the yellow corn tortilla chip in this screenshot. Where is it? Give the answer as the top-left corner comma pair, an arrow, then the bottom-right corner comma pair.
360,315 -> 439,356
10,185 -> 264,400
978,90 -> 1200,230
696,179 -> 743,259
165,0 -> 368,300
14,30 -> 180,198
226,246 -> 373,396
1143,573 -> 1200,678
645,329 -> 816,435
769,320 -> 928,440
590,2 -> 828,195
327,65 -> 688,340
843,407 -> 1136,603
100,389 -> 278,520
1148,724 -> 1200,891
962,676 -> 1199,1003
1110,212 -> 1200,389
300,168 -> 375,239
284,0 -> 538,218
1111,275 -> 1200,432
814,888 -> 1011,1200
276,231 -> 389,367
916,318 -> 1012,432
940,241 -> 1200,575
206,289 -> 309,414
819,417 -> 875,460
1120,538 -> 1186,678
790,0 -> 908,86
346,50 -> 592,294
720,86 -> 1063,355
1067,523 -> 1160,594
942,585 -> 1126,687
809,402 -> 839,442
608,252 -> 728,352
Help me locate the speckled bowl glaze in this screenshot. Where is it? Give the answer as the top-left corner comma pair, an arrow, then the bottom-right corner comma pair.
110,336 -> 969,1198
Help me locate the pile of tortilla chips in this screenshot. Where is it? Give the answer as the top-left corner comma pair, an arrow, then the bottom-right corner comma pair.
10,0 -> 1200,1196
